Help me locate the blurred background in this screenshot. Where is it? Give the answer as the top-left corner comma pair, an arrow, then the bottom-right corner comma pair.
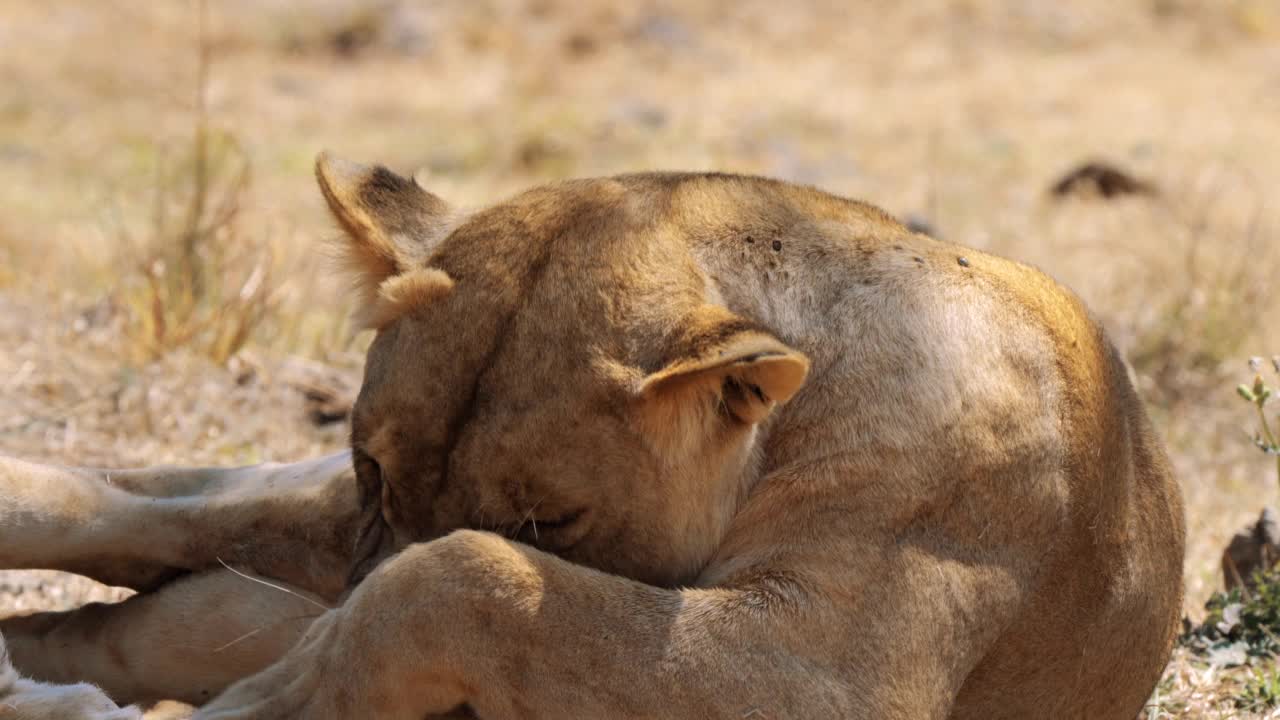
2,1 -> 1280,715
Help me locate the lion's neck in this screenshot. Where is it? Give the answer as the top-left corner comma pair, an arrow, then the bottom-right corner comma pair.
692,252 -> 849,472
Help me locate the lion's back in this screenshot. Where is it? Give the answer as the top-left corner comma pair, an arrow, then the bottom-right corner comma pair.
928,245 -> 1185,718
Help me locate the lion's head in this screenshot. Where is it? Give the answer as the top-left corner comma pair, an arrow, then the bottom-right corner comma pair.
317,155 -> 810,588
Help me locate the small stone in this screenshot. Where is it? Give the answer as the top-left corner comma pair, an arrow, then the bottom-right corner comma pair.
957,257 -> 970,267
1259,507 -> 1279,544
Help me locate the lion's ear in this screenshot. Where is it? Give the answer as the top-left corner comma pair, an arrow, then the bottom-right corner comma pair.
639,307 -> 809,429
315,152 -> 454,327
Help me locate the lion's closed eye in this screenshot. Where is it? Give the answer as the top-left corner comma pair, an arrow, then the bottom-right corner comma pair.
514,508 -> 588,551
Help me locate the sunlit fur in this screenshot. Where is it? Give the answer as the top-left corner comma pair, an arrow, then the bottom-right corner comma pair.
199,158 -> 1183,719
0,158 -> 1185,719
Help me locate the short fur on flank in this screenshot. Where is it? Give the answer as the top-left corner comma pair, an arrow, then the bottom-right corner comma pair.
0,158 -> 1184,720
0,633 -> 141,719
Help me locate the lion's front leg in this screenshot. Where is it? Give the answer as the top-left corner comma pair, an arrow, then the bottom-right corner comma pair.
197,530 -> 877,720
198,521 -> 1034,720
0,451 -> 363,597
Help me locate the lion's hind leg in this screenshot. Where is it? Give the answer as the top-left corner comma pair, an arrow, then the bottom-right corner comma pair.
0,631 -> 142,719
2,568 -> 329,708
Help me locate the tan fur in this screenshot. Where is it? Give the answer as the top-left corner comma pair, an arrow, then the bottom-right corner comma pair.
368,268 -> 456,329
315,151 -> 457,328
0,454 -> 360,708
0,633 -> 141,719
0,159 -> 1184,719
197,160 -> 1185,719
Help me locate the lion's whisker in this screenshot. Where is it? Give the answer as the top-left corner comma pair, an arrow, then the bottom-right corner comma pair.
213,627 -> 264,653
516,496 -> 548,540
216,557 -> 330,612
211,612 -> 324,654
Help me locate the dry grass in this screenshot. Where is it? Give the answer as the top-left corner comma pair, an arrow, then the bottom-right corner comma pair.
1,0 -> 1280,715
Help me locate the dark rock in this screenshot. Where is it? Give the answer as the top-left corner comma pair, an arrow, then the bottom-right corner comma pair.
1050,160 -> 1158,199
1223,507 -> 1280,591
280,357 -> 357,427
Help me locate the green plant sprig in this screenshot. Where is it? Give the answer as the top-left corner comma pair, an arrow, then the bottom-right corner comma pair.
1238,357 -> 1280,490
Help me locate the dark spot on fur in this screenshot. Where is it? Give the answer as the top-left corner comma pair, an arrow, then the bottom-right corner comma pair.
957,256 -> 971,267
892,244 -> 904,251
913,256 -> 925,265
744,235 -> 754,244
772,240 -> 782,251
332,684 -> 356,716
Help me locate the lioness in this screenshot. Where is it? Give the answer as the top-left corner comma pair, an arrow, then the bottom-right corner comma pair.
1,157 -> 1184,719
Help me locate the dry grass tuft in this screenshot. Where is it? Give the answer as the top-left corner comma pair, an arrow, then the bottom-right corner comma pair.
115,131 -> 278,365
1128,174 -> 1278,406
114,0 -> 278,365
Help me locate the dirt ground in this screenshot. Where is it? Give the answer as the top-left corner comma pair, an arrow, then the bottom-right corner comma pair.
2,1 -> 1280,716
